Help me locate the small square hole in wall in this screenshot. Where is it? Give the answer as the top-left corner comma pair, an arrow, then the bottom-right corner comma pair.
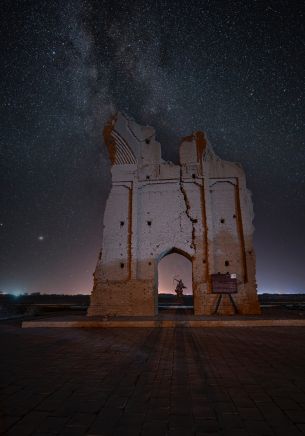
145,138 -> 150,144
192,173 -> 196,179
225,260 -> 230,266
233,214 -> 236,219
148,261 -> 152,266
147,220 -> 152,226
146,175 -> 150,180
120,221 -> 124,227
220,218 -> 225,224
120,263 -> 125,269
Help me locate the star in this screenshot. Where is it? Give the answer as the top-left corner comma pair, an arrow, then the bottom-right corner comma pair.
38,235 -> 44,241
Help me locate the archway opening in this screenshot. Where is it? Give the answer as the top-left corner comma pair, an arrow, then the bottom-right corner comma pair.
157,251 -> 193,313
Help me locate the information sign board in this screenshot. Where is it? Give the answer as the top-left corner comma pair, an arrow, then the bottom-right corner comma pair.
211,273 -> 237,294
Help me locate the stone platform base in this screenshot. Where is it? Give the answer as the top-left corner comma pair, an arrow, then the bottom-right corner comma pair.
22,317 -> 305,328
88,283 -> 261,316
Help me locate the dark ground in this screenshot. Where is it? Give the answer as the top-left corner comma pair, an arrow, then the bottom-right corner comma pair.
0,318 -> 305,435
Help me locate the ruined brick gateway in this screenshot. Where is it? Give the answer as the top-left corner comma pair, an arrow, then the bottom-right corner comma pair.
88,112 -> 261,316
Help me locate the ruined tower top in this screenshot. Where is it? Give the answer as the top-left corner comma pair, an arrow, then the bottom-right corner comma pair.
103,111 -> 219,169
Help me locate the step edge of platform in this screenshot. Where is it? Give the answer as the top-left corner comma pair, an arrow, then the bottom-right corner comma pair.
21,319 -> 305,328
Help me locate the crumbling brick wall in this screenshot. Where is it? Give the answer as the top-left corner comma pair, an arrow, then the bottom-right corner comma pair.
88,112 -> 261,316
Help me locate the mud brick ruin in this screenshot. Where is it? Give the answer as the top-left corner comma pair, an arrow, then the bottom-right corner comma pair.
88,112 -> 261,316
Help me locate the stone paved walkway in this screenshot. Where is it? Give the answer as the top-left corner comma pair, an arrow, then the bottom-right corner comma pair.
0,321 -> 305,435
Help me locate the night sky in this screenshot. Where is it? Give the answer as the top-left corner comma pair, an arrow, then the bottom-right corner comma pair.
1,0 -> 304,295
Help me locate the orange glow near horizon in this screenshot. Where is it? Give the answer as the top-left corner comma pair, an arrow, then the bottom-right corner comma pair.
158,253 -> 192,295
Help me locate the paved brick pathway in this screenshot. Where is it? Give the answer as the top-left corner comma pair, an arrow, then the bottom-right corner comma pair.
0,322 -> 304,435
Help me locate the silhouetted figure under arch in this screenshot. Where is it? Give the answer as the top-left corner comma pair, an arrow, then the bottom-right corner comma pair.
174,279 -> 186,302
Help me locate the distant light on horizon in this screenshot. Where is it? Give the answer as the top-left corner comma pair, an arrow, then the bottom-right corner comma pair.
11,290 -> 23,297
258,289 -> 305,294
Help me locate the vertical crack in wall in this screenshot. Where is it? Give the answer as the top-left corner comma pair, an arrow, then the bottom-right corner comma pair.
179,167 -> 197,250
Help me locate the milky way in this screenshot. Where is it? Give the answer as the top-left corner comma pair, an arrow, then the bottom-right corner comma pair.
1,0 -> 304,293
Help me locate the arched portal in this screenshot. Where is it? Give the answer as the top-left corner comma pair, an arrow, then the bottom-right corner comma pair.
157,249 -> 193,313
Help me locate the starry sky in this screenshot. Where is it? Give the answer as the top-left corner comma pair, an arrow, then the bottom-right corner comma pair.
1,0 -> 304,294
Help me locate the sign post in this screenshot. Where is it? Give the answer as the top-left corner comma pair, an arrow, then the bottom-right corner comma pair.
211,273 -> 238,314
